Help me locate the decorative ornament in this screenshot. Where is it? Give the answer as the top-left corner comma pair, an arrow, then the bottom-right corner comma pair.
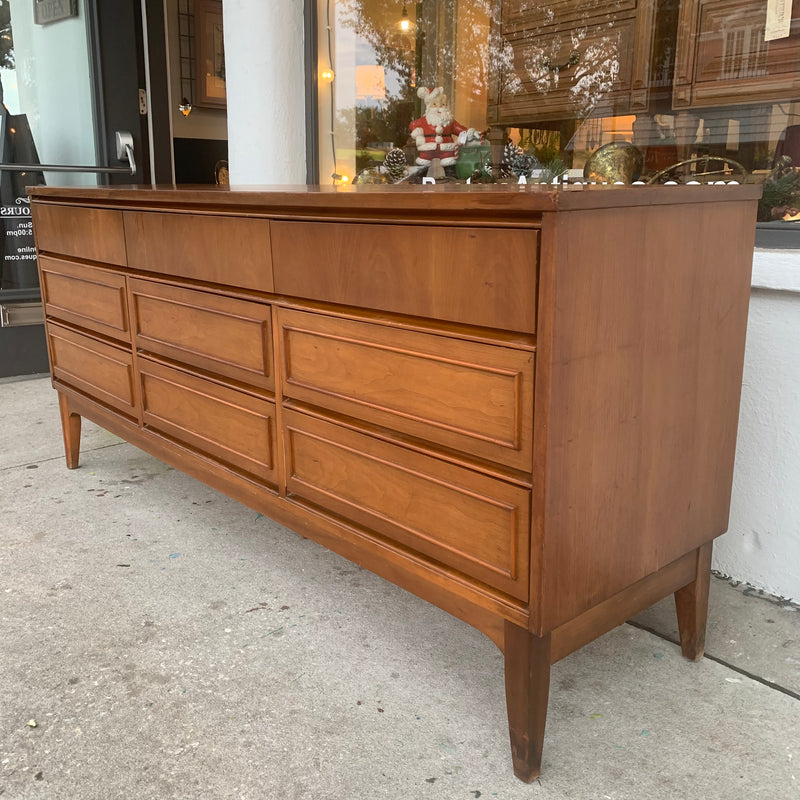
354,167 -> 388,185
409,87 -> 472,172
383,148 -> 408,183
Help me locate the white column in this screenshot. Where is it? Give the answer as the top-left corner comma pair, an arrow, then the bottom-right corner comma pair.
223,0 -> 306,184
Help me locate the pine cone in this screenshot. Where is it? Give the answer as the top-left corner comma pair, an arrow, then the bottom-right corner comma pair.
383,148 -> 408,183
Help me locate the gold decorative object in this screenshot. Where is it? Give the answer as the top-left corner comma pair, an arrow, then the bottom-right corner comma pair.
583,142 -> 643,184
646,156 -> 748,185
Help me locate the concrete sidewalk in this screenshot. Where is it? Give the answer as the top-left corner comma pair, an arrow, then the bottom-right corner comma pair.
1,376 -> 798,800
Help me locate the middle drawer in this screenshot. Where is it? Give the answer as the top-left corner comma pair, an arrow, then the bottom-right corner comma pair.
277,308 -> 534,472
129,279 -> 274,390
139,357 -> 277,485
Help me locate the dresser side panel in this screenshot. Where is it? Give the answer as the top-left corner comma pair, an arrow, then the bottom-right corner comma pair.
538,200 -> 756,632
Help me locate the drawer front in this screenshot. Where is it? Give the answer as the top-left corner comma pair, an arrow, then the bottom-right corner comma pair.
502,0 -> 638,34
139,358 -> 277,484
130,279 -> 274,390
48,323 -> 136,416
40,257 -> 130,343
123,212 -> 273,292
278,309 -> 534,471
32,203 -> 126,265
284,410 -> 530,600
496,18 -> 637,123
271,221 -> 538,333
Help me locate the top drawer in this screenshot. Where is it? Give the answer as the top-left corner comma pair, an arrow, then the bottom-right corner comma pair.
271,221 -> 538,333
32,203 -> 126,266
123,211 -> 273,292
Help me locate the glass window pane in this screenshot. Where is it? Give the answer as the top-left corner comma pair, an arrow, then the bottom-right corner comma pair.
316,0 -> 800,229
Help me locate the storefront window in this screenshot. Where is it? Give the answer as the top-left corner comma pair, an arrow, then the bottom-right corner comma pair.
316,1 -> 800,229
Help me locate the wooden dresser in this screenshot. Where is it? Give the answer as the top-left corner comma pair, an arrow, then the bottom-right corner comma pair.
29,183 -> 759,781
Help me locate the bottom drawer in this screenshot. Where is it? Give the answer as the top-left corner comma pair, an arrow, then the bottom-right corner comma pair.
283,410 -> 531,600
139,358 -> 277,485
48,322 -> 137,417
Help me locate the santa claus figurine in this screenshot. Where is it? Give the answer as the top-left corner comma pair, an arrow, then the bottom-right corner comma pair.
409,86 -> 473,172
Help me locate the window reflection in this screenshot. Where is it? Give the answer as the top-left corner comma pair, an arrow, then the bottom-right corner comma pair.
317,0 -> 800,221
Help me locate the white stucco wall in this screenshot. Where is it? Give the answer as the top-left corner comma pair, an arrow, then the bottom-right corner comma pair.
222,0 -> 306,184
713,249 -> 800,602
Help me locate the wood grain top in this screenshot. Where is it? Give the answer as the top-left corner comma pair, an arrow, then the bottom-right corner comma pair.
28,182 -> 762,221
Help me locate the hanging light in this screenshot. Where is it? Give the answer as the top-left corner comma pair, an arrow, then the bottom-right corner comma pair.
399,4 -> 410,31
179,96 -> 192,117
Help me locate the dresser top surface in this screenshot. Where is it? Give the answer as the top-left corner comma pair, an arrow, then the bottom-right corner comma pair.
28,182 -> 761,219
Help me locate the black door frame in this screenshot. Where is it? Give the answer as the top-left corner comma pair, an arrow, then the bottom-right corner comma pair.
86,0 -> 172,185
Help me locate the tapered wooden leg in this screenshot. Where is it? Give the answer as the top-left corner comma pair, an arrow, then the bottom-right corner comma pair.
58,392 -> 82,469
674,541 -> 713,661
503,621 -> 551,782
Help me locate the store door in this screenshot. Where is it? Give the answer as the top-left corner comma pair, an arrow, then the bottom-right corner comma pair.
0,0 -> 170,378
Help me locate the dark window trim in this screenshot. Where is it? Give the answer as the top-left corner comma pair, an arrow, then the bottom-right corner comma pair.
754,223 -> 800,250
86,0 -> 150,185
304,0 -> 319,185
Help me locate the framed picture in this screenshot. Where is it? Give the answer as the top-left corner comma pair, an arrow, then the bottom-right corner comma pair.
195,0 -> 226,109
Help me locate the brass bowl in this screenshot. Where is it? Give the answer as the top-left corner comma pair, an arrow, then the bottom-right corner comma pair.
583,142 -> 643,184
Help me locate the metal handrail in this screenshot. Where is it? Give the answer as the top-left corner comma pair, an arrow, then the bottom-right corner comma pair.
0,131 -> 136,176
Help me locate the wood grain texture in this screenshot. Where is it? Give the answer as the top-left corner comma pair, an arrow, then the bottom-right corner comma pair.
47,323 -> 137,417
277,308 -> 534,471
503,622 -> 551,782
28,183 -> 762,217
674,542 -> 713,660
271,221 -> 538,332
29,184 -> 760,782
549,549 -> 697,663
40,257 -> 131,343
58,392 -> 81,469
123,211 -> 273,292
536,201 -> 756,632
139,357 -> 277,485
129,278 -> 274,390
283,408 -> 531,601
32,203 -> 126,265
490,0 -> 655,125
